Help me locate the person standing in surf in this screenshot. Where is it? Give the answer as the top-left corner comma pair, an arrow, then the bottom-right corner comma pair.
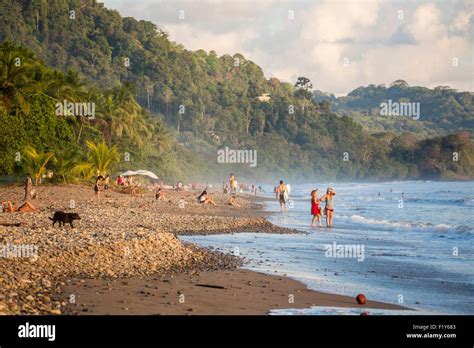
310,189 -> 322,227
320,187 -> 336,227
276,180 -> 289,212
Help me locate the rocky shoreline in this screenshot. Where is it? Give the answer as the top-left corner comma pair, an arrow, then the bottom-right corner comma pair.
0,184 -> 299,314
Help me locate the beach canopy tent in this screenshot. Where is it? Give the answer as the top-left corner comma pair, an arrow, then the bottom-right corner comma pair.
121,170 -> 159,180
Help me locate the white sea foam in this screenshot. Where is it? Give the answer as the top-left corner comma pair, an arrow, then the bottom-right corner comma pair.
335,214 -> 472,234
186,181 -> 474,315
269,306 -> 438,316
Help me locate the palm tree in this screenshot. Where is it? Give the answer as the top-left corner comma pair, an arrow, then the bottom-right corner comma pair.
52,148 -> 84,183
128,108 -> 153,147
152,120 -> 172,153
71,162 -> 95,181
0,41 -> 44,113
162,87 -> 173,116
96,83 -> 152,148
43,68 -> 92,143
44,69 -> 86,102
22,145 -> 55,185
85,140 -> 120,176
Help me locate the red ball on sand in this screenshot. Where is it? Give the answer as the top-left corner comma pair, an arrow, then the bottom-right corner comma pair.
356,294 -> 367,305
360,312 -> 370,316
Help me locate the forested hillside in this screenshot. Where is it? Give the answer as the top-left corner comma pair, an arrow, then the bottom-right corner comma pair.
0,0 -> 473,182
314,81 -> 473,137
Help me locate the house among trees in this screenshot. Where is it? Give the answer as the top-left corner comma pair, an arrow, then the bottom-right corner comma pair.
257,93 -> 271,102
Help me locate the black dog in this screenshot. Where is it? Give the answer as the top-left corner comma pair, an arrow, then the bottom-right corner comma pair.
49,211 -> 81,228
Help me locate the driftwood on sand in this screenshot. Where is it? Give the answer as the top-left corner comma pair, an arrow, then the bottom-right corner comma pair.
0,222 -> 22,227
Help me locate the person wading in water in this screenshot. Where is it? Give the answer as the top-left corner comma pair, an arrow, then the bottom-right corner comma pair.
276,180 -> 289,212
320,187 -> 336,227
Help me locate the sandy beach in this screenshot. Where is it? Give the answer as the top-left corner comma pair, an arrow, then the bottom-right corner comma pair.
0,184 -> 404,314
61,269 -> 404,315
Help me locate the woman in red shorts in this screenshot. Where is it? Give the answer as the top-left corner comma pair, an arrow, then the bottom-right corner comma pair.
310,189 -> 322,227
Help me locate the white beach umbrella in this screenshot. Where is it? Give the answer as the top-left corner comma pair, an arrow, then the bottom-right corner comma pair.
121,170 -> 159,179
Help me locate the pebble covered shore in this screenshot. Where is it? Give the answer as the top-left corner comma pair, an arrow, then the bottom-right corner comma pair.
0,184 -> 299,314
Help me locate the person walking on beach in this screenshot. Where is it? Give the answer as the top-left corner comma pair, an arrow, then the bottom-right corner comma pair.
276,180 -> 289,212
92,175 -> 103,204
229,173 -> 236,194
311,189 -> 322,227
320,188 -> 336,227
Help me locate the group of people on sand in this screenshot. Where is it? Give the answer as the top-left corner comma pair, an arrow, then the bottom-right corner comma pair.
223,174 -> 259,196
152,177 -> 240,208
116,175 -> 139,196
194,173 -> 248,208
275,179 -> 336,228
197,188 -> 240,208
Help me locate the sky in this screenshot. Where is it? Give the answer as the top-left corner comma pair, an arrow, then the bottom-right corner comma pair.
102,0 -> 474,95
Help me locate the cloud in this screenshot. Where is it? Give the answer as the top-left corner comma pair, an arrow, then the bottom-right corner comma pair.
103,0 -> 474,94
301,0 -> 379,43
408,3 -> 446,42
165,24 -> 258,56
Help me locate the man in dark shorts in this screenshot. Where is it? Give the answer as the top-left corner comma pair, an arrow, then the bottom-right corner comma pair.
276,180 -> 289,212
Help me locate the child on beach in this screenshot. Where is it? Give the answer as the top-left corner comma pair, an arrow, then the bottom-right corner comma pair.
310,189 -> 322,227
320,188 -> 336,227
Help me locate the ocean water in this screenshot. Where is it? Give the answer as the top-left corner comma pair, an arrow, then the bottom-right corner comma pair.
180,181 -> 474,315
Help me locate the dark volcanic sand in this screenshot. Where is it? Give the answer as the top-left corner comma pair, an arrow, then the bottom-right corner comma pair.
61,269 -> 406,315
